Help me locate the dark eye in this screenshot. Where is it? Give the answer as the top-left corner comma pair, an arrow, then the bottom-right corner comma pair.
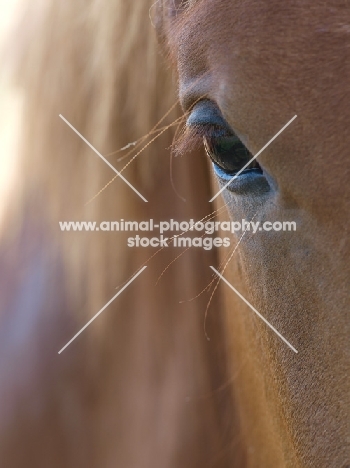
203,134 -> 259,175
186,100 -> 261,176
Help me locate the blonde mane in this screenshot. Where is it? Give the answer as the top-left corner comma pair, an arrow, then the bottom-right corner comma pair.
0,1 -> 237,466
8,0 -> 182,308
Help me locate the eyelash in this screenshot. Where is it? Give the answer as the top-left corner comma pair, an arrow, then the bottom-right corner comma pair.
178,98 -> 264,180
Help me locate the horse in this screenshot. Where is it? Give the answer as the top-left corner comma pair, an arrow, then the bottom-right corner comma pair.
0,0 -> 348,467
156,0 -> 350,466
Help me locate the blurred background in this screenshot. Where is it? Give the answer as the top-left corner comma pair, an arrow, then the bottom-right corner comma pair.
0,0 -> 22,229
0,1 -> 237,467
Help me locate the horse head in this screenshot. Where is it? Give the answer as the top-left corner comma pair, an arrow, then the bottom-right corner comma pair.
156,1 -> 350,465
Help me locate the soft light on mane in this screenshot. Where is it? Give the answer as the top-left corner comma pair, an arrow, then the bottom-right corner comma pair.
0,1 -> 239,466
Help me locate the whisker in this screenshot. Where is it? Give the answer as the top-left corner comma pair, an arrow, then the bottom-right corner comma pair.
169,117 -> 188,201
116,122 -> 181,162
203,212 -> 259,341
155,247 -> 191,285
106,98 -> 182,158
179,232 -> 236,303
85,174 -> 119,206
86,91 -> 208,205
155,229 -> 208,285
114,241 -> 173,291
85,115 -> 187,205
156,205 -> 228,285
117,114 -> 187,175
113,203 -> 221,289
149,0 -> 162,28
118,204 -> 228,296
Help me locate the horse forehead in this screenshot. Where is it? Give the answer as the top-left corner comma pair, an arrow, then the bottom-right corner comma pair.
163,0 -> 281,45
161,1 -> 280,107
162,1 -> 350,116
163,1 -> 350,61
162,1 -> 287,84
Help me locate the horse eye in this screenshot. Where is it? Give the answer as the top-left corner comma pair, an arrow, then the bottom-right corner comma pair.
203,134 -> 259,175
185,99 -> 261,176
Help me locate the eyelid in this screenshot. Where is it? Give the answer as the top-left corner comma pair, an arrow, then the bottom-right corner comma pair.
186,100 -> 233,134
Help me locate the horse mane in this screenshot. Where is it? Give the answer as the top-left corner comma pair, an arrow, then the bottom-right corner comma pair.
5,0 -> 182,309
0,1 -> 241,466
